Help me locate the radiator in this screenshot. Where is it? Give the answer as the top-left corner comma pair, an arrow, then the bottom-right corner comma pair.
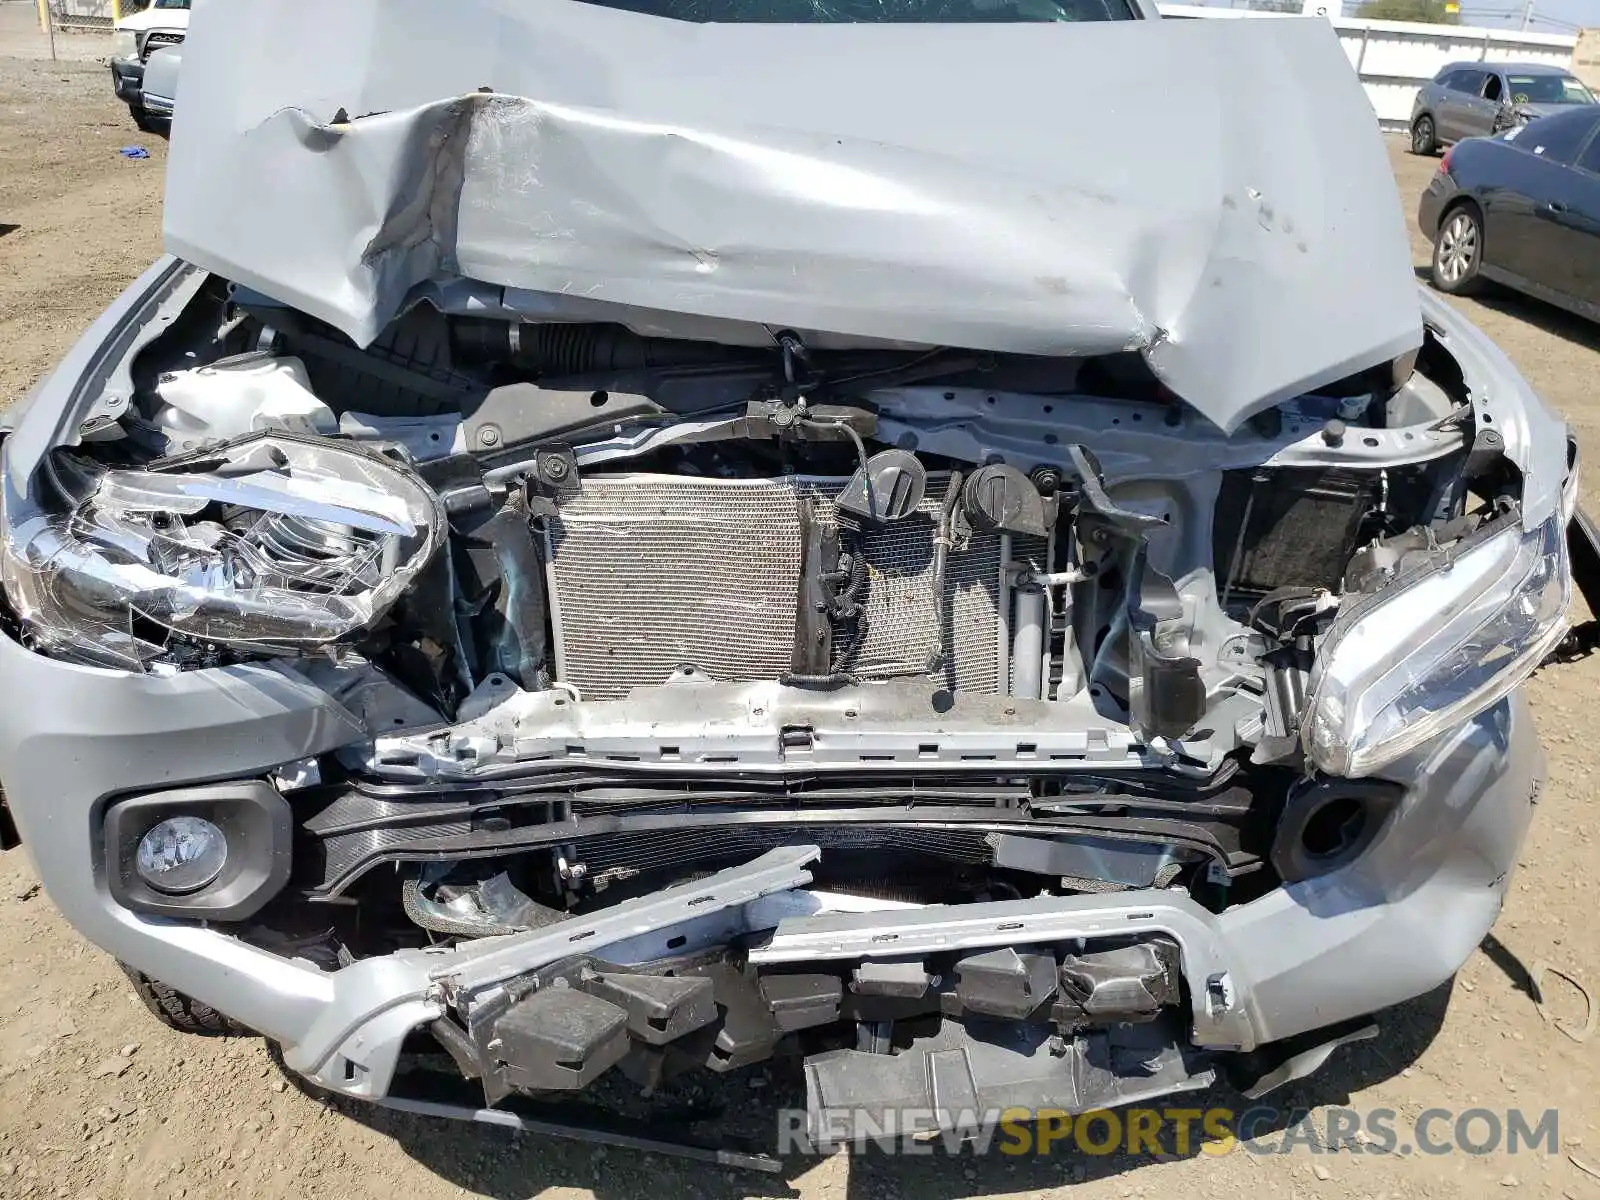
543,473 -> 1008,701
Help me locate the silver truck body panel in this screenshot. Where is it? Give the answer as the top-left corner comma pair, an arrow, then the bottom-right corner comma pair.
162,0 -> 1422,433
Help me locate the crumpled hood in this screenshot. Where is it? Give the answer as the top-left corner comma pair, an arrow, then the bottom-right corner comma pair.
163,0 -> 1421,432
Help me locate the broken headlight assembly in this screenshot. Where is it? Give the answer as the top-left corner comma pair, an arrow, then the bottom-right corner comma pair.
1303,509 -> 1570,778
0,433 -> 445,669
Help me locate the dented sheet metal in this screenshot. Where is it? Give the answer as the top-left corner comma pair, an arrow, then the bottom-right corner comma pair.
164,0 -> 1420,431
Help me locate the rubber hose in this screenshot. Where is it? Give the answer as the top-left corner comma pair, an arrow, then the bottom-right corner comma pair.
450,319 -> 734,374
929,469 -> 965,672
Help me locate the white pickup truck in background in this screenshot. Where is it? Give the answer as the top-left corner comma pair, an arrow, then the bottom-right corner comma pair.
108,0 -> 190,132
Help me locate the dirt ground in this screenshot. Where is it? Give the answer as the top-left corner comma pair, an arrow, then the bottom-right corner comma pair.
1,36 -> 1599,1200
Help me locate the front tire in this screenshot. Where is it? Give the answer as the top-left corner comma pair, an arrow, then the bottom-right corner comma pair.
1412,115 -> 1438,156
128,105 -> 159,134
120,964 -> 250,1036
1431,204 -> 1484,295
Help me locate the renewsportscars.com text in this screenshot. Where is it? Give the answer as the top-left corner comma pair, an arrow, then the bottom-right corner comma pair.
781,1105 -> 1561,1157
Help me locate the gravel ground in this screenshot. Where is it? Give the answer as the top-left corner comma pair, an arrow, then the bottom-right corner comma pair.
1,48 -> 1598,1200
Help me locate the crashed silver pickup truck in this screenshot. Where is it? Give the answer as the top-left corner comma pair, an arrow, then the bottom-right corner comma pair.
1,0 -> 1596,1168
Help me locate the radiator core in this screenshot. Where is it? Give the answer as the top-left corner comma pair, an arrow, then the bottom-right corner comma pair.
543,473 -> 1007,700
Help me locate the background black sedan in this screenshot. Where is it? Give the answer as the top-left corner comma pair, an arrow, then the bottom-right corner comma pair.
1418,106 -> 1600,322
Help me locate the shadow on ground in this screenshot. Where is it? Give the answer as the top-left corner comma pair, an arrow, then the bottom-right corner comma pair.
1412,265 -> 1600,354
1468,288 -> 1600,354
276,979 -> 1455,1198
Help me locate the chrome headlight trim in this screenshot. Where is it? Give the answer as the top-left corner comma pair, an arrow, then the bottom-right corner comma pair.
1,433 -> 445,670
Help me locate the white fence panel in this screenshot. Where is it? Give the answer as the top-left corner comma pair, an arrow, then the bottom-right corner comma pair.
1159,4 -> 1579,130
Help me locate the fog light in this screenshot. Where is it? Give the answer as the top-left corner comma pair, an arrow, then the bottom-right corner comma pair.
135,817 -> 227,894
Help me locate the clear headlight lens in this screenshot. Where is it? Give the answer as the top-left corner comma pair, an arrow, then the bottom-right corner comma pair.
0,434 -> 444,670
136,816 -> 227,893
111,29 -> 139,61
1303,511 -> 1570,778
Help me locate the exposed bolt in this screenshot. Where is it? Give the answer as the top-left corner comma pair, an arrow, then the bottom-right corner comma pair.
557,856 -> 587,882
478,425 -> 501,447
1320,419 -> 1347,448
543,455 -> 571,481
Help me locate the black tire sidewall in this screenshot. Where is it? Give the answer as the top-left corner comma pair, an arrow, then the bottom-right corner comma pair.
119,963 -> 249,1036
1413,116 -> 1437,156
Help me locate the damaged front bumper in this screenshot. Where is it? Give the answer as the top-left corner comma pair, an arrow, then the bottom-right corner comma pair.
0,609 -> 1540,1152
109,58 -> 144,107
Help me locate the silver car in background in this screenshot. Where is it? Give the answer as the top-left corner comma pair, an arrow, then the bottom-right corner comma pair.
2,0 -> 1596,1168
1411,61 -> 1597,155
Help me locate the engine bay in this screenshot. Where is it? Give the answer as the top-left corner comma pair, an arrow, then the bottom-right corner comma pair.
3,265 -> 1580,1130
0,269 -> 1543,931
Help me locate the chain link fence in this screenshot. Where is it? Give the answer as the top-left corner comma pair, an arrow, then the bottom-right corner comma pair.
41,0 -> 125,33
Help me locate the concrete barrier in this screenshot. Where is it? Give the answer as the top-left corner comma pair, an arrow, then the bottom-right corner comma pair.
1575,28 -> 1600,93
